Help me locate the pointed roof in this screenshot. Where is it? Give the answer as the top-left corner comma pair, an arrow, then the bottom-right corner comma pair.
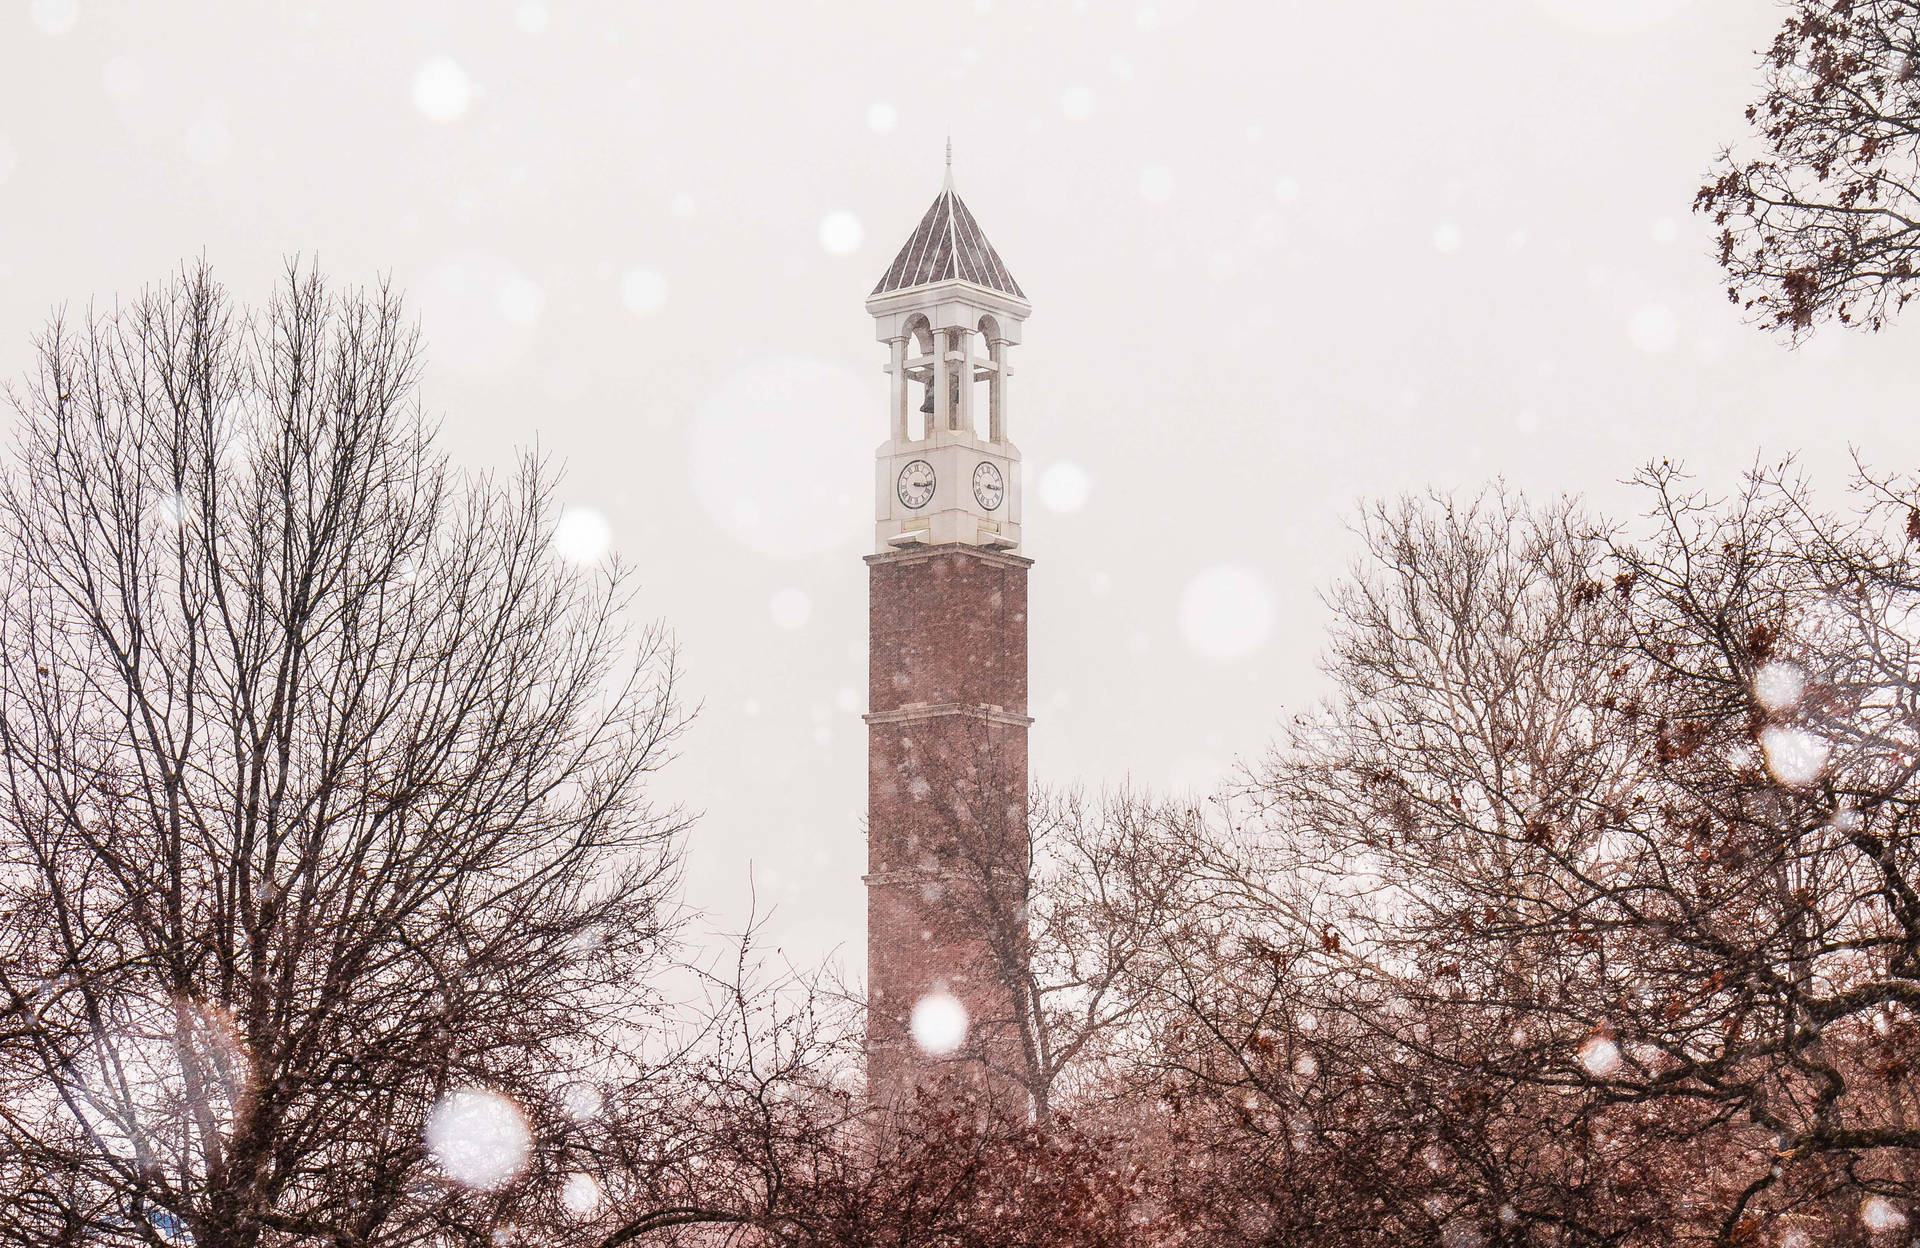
870,175 -> 1026,302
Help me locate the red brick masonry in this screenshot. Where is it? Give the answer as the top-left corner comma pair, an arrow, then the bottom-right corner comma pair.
864,543 -> 1033,1105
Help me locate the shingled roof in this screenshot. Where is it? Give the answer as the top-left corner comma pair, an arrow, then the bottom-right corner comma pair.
870,184 -> 1025,301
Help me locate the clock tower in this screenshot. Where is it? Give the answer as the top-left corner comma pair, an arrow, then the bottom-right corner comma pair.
863,152 -> 1035,1110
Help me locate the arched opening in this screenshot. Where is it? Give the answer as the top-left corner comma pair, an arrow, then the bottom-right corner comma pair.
902,315 -> 934,441
976,315 -> 1005,442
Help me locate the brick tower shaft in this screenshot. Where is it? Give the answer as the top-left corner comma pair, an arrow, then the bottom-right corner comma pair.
865,544 -> 1032,1106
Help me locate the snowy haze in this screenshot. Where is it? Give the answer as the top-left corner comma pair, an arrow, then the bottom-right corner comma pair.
0,0 -> 1910,971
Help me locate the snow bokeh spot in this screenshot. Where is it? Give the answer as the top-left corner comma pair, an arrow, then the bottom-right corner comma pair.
1178,565 -> 1276,660
413,57 -> 473,123
559,1082 -> 603,1122
1577,1035 -> 1621,1078
1038,461 -> 1091,513
561,1171 -> 603,1215
770,588 -> 813,630
1528,0 -> 1693,35
515,1 -> 550,33
1761,726 -> 1829,788
100,55 -> 141,97
910,991 -> 969,1056
1061,86 -> 1096,121
496,274 -> 544,327
552,507 -> 612,564
1861,1195 -> 1906,1234
185,115 -> 231,165
426,1088 -> 530,1190
1432,224 -> 1464,254
620,267 -> 669,316
1138,165 -> 1174,205
1628,304 -> 1678,353
819,210 -> 864,256
867,102 -> 899,134
30,0 -> 78,35
1752,661 -> 1805,713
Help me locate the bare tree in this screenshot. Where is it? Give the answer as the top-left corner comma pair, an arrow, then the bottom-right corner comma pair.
0,262 -> 689,1247
1154,473 -> 1920,1246
895,708 -> 1222,1124
1700,1 -> 1920,335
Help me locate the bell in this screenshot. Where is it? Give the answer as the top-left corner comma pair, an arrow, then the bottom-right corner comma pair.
919,381 -> 936,415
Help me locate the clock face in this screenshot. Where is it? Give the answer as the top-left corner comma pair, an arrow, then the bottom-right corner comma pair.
971,460 -> 1005,511
896,459 -> 936,509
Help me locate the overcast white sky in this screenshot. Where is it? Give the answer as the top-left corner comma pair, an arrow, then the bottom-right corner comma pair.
3,0 -> 1914,972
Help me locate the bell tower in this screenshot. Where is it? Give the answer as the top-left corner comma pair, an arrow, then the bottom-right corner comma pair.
863,151 -> 1035,1109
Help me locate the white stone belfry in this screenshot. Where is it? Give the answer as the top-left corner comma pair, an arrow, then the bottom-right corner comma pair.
866,149 -> 1030,554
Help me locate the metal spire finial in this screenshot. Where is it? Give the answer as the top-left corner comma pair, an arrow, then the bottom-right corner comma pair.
943,134 -> 954,190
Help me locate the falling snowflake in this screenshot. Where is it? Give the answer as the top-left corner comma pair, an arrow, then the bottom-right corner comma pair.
558,1082 -> 603,1122
1138,165 -> 1174,205
185,114 -> 231,165
1038,461 -> 1091,513
1576,1035 -> 1621,1078
1628,304 -> 1679,353
30,0 -> 78,35
496,274 -> 544,327
1178,566 -> 1277,660
1752,661 -> 1805,713
1760,726 -> 1830,788
910,991 -> 968,1056
1528,0 -> 1692,38
1861,1195 -> 1906,1233
153,492 -> 187,531
426,1088 -> 530,1190
769,588 -> 813,630
620,267 -> 669,315
561,1171 -> 603,1215
551,507 -> 611,564
101,56 -> 141,98
412,57 -> 472,124
819,211 -> 864,256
